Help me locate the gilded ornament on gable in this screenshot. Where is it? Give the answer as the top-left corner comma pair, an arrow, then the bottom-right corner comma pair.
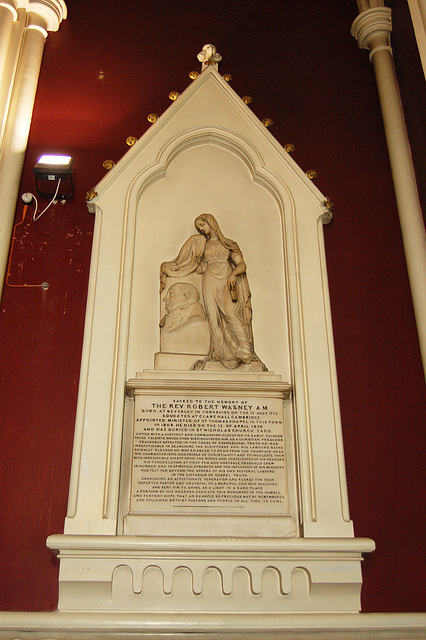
306,169 -> 318,180
222,73 -> 233,82
85,188 -> 98,201
322,197 -> 334,211
126,136 -> 138,146
262,118 -> 273,127
242,96 -> 253,105
103,160 -> 115,170
189,71 -> 199,80
147,113 -> 159,123
284,143 -> 295,153
169,91 -> 180,101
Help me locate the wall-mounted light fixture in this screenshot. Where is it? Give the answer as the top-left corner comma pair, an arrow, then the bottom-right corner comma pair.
33,154 -> 74,200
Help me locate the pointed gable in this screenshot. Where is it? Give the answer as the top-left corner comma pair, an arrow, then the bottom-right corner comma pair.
88,65 -> 330,224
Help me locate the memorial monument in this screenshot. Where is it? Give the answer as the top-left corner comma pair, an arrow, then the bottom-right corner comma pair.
46,45 -> 375,625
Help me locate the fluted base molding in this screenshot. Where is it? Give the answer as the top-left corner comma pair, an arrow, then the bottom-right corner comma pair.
45,535 -> 374,614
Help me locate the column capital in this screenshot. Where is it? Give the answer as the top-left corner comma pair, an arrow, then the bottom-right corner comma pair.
351,6 -> 392,57
0,1 -> 18,20
16,0 -> 67,31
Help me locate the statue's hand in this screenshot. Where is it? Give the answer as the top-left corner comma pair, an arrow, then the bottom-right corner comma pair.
228,274 -> 237,290
228,274 -> 238,302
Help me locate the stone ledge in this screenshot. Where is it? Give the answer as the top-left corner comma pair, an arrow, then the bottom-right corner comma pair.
0,611 -> 424,640
47,534 -> 375,555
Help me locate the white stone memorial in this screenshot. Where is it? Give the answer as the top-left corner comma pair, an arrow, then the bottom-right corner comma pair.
46,45 -> 375,624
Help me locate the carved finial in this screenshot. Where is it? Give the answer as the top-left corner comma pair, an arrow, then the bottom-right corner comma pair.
197,44 -> 222,70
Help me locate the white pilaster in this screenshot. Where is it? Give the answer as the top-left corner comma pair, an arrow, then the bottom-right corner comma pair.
352,6 -> 426,379
0,0 -> 67,298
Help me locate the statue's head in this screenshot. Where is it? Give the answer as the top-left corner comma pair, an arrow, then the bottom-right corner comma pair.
194,214 -> 234,251
194,214 -> 213,237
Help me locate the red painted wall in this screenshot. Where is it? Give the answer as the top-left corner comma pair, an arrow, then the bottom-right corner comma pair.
0,0 -> 424,612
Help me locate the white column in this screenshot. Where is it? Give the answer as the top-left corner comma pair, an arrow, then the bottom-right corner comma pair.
0,0 -> 67,297
0,2 -> 16,86
352,6 -> 426,379
0,7 -> 26,149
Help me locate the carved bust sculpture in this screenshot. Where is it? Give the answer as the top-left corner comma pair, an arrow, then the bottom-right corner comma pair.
160,282 -> 206,332
160,214 -> 265,370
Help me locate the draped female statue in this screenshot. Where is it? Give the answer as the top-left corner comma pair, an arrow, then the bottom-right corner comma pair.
160,214 -> 265,370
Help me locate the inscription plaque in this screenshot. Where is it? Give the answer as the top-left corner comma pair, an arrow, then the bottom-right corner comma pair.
130,395 -> 289,516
